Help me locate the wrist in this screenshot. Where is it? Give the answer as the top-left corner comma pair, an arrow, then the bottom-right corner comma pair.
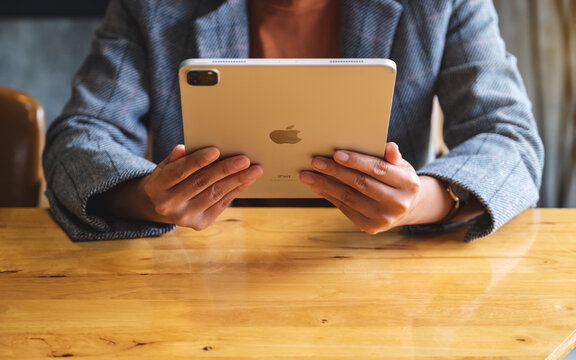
411,177 -> 485,226
404,176 -> 454,226
439,181 -> 468,223
105,176 -> 165,223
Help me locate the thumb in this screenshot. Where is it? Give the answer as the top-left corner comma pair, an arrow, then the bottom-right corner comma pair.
384,142 -> 403,165
168,144 -> 187,162
157,145 -> 187,168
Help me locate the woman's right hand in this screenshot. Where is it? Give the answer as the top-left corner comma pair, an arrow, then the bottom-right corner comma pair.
105,144 -> 263,230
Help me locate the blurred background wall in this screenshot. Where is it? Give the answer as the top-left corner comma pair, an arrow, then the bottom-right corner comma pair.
0,1 -> 107,130
0,19 -> 99,124
1,0 -> 576,211
494,0 -> 576,209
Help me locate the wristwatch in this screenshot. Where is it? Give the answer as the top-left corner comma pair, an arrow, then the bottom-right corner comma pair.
440,182 -> 469,223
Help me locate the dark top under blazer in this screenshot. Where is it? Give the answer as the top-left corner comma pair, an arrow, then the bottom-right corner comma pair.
43,0 -> 544,241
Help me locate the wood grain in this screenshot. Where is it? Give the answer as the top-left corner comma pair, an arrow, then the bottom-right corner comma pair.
0,208 -> 575,359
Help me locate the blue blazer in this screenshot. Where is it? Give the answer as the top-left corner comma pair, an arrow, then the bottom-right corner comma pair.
43,0 -> 544,241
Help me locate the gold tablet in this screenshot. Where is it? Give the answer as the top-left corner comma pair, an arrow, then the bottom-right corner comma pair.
178,58 -> 396,199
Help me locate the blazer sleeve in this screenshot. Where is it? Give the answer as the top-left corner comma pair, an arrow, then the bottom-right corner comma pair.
42,0 -> 175,241
414,0 -> 544,241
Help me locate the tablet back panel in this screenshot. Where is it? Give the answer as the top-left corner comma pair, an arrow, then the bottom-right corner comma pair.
179,59 -> 396,198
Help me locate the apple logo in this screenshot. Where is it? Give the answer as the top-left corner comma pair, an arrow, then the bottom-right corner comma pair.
269,125 -> 302,144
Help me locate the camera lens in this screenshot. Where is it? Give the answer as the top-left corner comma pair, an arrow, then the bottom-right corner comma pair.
187,70 -> 219,86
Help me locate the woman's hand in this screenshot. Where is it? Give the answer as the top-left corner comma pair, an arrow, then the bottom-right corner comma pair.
299,142 -> 454,234
105,145 -> 263,230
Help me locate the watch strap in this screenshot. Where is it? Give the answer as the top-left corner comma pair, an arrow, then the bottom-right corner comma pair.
440,182 -> 462,223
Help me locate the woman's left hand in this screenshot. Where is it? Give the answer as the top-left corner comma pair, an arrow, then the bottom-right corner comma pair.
299,142 -> 428,234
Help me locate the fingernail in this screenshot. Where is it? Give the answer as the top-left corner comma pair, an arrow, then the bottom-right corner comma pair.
245,166 -> 263,180
170,145 -> 187,161
233,156 -> 250,170
312,157 -> 328,170
300,172 -> 316,185
396,144 -> 402,158
390,142 -> 402,159
202,148 -> 220,162
334,151 -> 349,162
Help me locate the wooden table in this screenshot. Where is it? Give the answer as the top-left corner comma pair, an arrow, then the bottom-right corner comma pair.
1,208 -> 575,359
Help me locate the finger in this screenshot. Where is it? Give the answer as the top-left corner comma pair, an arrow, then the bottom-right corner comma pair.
299,171 -> 380,217
331,149 -> 411,188
311,156 -> 395,200
185,164 -> 262,206
154,165 -> 262,230
198,174 -> 262,227
163,165 -> 262,230
172,156 -> 256,200
318,192 -> 378,234
300,172 -> 404,234
154,147 -> 221,189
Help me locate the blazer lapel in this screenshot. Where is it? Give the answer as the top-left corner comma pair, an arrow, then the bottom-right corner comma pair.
340,0 -> 404,59
193,0 -> 250,58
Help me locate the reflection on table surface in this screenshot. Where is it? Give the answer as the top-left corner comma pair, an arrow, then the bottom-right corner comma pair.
0,208 -> 575,359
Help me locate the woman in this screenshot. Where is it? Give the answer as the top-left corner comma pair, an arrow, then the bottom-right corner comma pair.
43,0 -> 544,241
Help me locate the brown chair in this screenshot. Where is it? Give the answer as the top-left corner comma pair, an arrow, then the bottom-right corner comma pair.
0,86 -> 45,207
